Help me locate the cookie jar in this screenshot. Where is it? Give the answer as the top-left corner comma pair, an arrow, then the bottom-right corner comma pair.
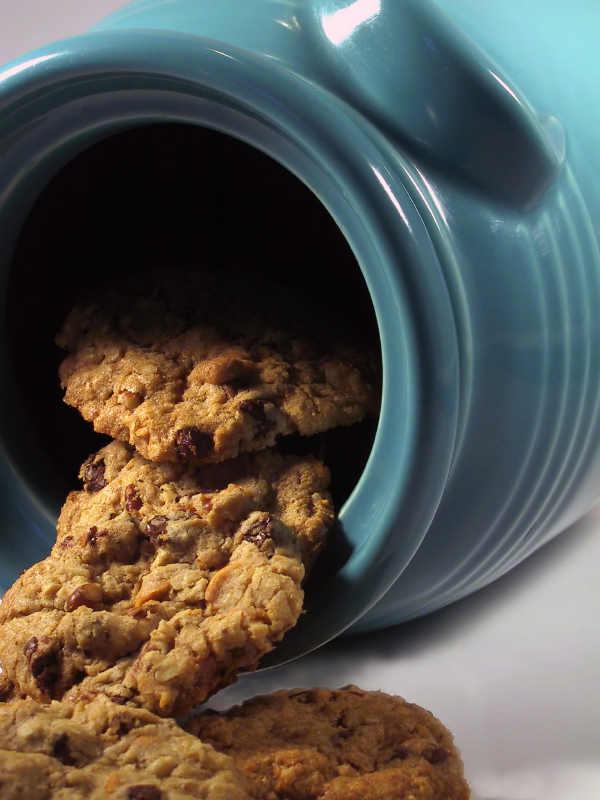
0,0 -> 599,664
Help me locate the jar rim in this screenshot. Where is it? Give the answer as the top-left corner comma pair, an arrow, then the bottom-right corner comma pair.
0,30 -> 459,658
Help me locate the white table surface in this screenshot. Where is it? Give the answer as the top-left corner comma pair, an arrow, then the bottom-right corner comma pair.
1,3 -> 599,798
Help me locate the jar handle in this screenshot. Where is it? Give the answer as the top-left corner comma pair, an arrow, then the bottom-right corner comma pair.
301,0 -> 564,207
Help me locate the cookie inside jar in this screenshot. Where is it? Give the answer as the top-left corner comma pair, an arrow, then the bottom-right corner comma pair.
7,123 -> 380,518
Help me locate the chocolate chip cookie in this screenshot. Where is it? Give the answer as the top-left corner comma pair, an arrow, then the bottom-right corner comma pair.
184,685 -> 471,800
0,441 -> 334,717
56,274 -> 379,465
0,694 -> 251,799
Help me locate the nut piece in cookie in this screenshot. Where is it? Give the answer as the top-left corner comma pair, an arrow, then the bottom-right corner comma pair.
0,441 -> 334,717
56,277 -> 380,464
184,685 -> 471,800
0,694 -> 251,799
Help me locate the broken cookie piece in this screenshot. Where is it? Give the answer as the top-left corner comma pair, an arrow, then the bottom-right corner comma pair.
0,441 -> 334,717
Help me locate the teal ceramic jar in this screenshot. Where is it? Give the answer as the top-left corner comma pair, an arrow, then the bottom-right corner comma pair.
1,0 -> 599,663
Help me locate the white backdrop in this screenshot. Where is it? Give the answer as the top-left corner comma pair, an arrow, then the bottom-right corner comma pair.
1,3 -> 599,798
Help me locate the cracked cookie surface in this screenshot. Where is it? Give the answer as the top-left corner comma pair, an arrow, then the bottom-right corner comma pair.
0,441 -> 333,717
0,694 -> 251,799
56,274 -> 380,465
184,685 -> 471,800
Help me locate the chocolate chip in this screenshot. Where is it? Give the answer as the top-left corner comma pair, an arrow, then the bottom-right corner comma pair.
125,484 -> 143,513
83,457 -> 107,493
30,646 -> 61,691
111,695 -> 128,705
237,398 -> 267,421
85,527 -> 109,546
31,653 -> 54,680
175,427 -> 213,461
425,746 -> 449,764
145,516 -> 168,537
237,399 -> 275,435
242,516 -> 273,547
23,636 -> 38,661
86,527 -> 98,545
126,786 -> 163,800
52,732 -> 77,766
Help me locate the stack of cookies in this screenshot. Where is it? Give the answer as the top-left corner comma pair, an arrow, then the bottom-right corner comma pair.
0,272 -> 379,715
0,272 -> 470,798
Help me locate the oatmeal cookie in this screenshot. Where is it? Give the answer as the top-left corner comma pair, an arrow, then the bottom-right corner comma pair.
184,685 -> 471,800
0,694 -> 250,799
0,441 -> 333,717
56,275 -> 379,464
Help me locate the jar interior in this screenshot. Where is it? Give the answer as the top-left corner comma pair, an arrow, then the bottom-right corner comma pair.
7,122 -> 380,514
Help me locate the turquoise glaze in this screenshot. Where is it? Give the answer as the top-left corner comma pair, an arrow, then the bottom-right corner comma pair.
0,0 -> 599,661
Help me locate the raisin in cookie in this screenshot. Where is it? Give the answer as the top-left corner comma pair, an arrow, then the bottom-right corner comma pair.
56,275 -> 379,465
0,694 -> 251,799
184,685 -> 471,800
0,441 -> 333,717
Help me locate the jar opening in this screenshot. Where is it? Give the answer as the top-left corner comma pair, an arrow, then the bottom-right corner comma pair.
7,122 -> 380,513
0,34 -> 457,646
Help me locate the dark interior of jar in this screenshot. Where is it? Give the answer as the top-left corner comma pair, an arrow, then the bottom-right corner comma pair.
7,123 -> 379,521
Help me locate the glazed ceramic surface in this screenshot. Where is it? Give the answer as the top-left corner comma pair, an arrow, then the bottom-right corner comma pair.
0,0 -> 599,661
